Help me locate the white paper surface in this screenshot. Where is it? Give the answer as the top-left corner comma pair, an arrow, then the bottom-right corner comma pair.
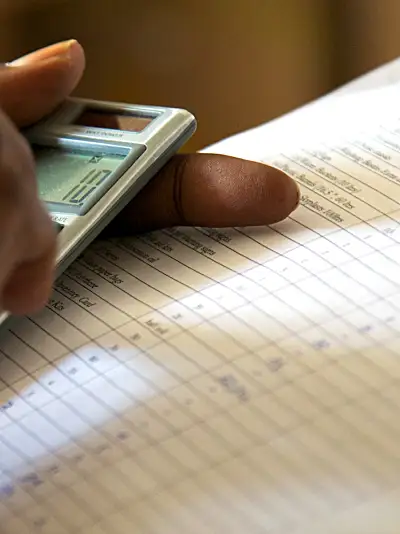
1,58 -> 400,534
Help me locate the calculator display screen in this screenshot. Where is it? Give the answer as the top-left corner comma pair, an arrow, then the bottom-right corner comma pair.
33,145 -> 125,212
75,109 -> 153,132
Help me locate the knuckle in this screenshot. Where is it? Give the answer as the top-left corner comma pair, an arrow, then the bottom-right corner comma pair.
171,155 -> 189,225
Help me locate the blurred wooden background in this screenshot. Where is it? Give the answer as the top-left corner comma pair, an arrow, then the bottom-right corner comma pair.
0,0 -> 399,152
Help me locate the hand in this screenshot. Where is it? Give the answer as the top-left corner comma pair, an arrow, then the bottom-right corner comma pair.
1,40 -> 299,316
0,40 -> 84,317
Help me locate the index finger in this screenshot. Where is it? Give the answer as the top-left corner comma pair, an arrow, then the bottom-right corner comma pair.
107,153 -> 300,234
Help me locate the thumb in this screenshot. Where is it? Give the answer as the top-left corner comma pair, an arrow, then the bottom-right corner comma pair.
0,40 -> 85,127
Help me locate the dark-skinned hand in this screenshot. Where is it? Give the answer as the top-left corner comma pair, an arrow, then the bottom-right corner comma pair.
0,40 -> 299,316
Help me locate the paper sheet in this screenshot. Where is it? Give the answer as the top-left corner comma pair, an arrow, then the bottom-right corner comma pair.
2,61 -> 400,533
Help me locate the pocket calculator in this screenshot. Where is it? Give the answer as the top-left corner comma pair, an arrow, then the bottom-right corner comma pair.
0,97 -> 196,327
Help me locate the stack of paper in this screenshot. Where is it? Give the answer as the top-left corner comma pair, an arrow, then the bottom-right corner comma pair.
1,59 -> 400,533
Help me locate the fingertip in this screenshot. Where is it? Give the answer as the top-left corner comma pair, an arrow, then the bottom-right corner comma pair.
3,275 -> 53,316
9,39 -> 83,65
63,40 -> 86,87
35,41 -> 85,102
258,162 -> 300,222
2,245 -> 56,316
179,154 -> 301,227
0,40 -> 86,126
8,38 -> 85,93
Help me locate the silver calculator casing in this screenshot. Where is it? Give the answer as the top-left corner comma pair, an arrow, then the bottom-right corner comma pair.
0,97 -> 197,328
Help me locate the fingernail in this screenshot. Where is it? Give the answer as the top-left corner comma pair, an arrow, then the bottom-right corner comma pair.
7,39 -> 80,66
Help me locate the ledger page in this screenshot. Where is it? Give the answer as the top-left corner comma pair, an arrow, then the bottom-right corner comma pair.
1,76 -> 400,534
